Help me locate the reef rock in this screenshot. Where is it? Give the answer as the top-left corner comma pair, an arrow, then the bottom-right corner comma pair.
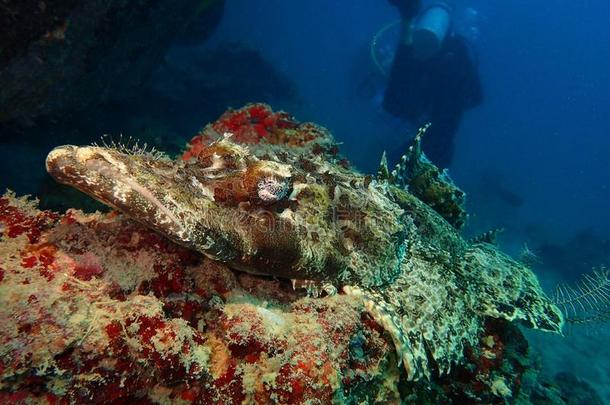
0,191 -> 567,404
0,0 -> 223,126
0,192 -> 400,403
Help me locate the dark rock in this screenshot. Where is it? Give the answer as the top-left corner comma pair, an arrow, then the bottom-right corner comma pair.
147,43 -> 299,122
0,0 -> 224,126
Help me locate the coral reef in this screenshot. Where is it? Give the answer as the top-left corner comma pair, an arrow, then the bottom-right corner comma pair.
0,103 -> 576,402
0,192 -> 581,404
0,192 -> 398,403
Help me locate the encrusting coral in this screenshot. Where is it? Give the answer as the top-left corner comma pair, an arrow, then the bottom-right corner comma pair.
2,104 -> 567,403
0,190 -> 567,404
0,191 -> 400,403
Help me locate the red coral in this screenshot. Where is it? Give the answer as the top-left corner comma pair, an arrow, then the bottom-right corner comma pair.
0,195 -> 59,243
145,263 -> 188,297
181,103 -> 333,165
105,321 -> 123,341
73,253 -> 103,281
247,104 -> 270,122
207,363 -> 246,405
21,255 -> 37,268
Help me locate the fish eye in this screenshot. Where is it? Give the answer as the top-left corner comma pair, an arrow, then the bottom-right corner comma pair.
256,176 -> 290,203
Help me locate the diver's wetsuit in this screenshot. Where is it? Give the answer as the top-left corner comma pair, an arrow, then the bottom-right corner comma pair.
383,5 -> 482,168
388,0 -> 421,20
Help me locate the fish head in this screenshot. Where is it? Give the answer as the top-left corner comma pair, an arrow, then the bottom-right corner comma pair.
45,138 -> 314,279
46,131 -> 407,286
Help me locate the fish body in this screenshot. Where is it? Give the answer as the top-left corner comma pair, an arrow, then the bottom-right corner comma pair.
46,103 -> 563,380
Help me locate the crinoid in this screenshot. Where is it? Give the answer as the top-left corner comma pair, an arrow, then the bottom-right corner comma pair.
553,266 -> 610,325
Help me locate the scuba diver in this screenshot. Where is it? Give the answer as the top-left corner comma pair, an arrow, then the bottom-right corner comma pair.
383,0 -> 483,168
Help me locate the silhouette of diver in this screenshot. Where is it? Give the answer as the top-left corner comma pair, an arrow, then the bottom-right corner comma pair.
384,0 -> 482,168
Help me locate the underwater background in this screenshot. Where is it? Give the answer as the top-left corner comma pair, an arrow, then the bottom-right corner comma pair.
1,0 -> 609,402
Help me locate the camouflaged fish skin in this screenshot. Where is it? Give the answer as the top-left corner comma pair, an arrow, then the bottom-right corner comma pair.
46,103 -> 564,381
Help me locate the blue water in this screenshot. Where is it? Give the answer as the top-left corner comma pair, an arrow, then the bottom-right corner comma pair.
3,1 -> 609,246
1,0 -> 610,399
202,1 -> 610,274
205,0 -> 610,244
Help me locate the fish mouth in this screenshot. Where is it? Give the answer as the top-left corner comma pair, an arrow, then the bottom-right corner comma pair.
46,145 -> 188,239
46,145 -> 241,263
46,145 -> 124,204
46,145 -> 81,182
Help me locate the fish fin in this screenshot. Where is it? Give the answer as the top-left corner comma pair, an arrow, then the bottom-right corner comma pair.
345,240 -> 564,382
390,124 -> 467,230
468,228 -> 504,245
343,284 -> 428,381
344,251 -> 481,381
464,243 -> 564,333
291,279 -> 337,297
376,151 -> 391,182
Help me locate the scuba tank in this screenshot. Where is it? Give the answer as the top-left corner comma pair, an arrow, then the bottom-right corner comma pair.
410,1 -> 453,60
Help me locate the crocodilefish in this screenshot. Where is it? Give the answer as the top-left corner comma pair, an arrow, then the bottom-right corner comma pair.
45,103 -> 563,381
